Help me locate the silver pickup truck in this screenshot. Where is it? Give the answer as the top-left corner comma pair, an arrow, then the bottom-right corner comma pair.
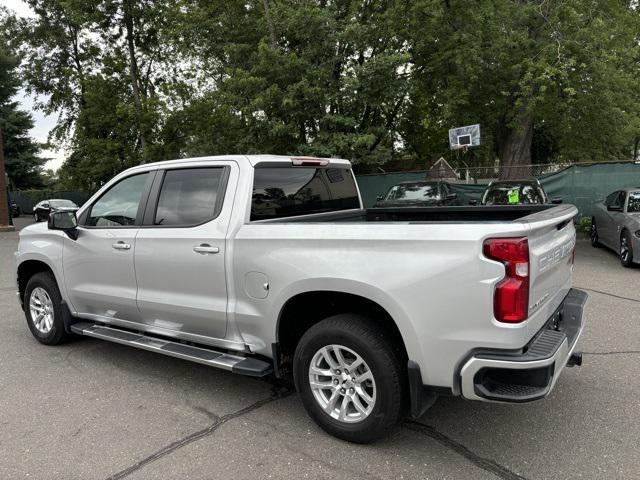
15,155 -> 586,443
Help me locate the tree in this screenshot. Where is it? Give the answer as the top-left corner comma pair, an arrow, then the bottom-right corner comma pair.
406,0 -> 640,176
14,0 -> 640,186
0,13 -> 44,189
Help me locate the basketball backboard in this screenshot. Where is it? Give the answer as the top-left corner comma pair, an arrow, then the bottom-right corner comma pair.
449,124 -> 480,150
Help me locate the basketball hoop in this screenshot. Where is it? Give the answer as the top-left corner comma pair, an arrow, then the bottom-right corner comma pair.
449,124 -> 480,152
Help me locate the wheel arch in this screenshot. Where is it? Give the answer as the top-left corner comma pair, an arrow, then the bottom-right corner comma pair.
17,259 -> 57,307
274,287 -> 419,376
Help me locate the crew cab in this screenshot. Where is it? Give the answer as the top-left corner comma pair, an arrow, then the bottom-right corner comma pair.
15,155 -> 586,443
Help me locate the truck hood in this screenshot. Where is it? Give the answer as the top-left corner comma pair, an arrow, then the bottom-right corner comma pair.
19,221 -> 49,236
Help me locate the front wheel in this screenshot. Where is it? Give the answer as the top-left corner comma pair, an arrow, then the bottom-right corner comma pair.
293,314 -> 405,443
620,230 -> 634,268
24,272 -> 71,345
33,213 -> 39,222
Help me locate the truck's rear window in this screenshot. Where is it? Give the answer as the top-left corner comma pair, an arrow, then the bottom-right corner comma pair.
251,167 -> 360,220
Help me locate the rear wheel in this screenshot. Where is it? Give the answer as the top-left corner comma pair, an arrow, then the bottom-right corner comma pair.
590,217 -> 600,247
620,230 -> 634,268
24,272 -> 71,345
293,314 -> 404,443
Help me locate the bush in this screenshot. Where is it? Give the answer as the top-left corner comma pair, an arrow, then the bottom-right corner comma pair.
576,216 -> 592,233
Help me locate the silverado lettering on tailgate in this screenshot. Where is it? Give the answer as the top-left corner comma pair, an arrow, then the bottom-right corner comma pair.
538,236 -> 576,273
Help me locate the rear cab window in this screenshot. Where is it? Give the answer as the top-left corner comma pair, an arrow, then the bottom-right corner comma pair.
251,167 -> 360,220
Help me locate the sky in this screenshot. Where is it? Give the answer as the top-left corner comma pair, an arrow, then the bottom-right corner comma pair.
2,0 -> 66,171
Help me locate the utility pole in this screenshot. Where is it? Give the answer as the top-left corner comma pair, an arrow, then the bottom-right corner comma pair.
0,127 -> 15,231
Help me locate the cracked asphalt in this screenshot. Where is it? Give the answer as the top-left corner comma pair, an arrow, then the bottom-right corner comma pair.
1,217 -> 638,479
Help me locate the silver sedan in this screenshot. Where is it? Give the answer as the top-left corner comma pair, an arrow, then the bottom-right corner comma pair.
591,188 -> 640,267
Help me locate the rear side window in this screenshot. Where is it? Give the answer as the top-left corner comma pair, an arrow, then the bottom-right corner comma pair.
251,167 -> 360,220
628,192 -> 640,213
88,172 -> 149,227
154,168 -> 224,226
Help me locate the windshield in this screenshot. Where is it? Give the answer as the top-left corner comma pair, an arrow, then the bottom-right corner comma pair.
628,192 -> 640,213
384,184 -> 440,201
482,183 -> 545,205
49,199 -> 78,208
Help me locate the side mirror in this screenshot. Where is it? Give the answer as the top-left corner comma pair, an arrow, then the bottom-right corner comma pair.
607,205 -> 622,212
551,197 -> 563,204
48,211 -> 79,240
376,195 -> 384,201
468,199 -> 478,206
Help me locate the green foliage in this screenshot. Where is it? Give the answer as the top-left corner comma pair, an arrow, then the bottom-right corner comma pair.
576,216 -> 592,234
7,0 -> 640,186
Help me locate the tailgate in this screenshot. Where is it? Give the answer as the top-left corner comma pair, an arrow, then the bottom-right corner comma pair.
523,205 -> 577,321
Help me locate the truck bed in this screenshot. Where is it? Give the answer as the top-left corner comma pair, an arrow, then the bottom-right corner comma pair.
267,204 -> 556,223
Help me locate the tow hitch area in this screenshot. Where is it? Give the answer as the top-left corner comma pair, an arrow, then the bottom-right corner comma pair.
567,352 -> 583,367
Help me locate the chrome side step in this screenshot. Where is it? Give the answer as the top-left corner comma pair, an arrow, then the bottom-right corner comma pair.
70,322 -> 272,377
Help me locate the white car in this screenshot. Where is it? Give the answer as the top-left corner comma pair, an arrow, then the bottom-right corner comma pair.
16,155 -> 586,443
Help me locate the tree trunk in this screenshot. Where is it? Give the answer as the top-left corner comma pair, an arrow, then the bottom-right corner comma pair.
0,128 -> 11,227
262,0 -> 277,48
496,109 -> 534,179
123,0 -> 148,157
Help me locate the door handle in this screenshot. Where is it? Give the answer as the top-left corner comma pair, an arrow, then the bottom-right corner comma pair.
193,244 -> 219,254
112,241 -> 131,250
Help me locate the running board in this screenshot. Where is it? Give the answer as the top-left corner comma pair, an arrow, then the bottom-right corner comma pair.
70,322 -> 272,377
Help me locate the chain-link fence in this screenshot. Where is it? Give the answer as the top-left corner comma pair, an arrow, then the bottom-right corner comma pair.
454,163 -> 572,184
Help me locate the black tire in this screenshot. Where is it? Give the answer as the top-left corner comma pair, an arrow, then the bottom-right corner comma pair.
33,213 -> 39,222
620,230 -> 634,268
590,217 -> 600,247
24,272 -> 71,345
293,314 -> 404,443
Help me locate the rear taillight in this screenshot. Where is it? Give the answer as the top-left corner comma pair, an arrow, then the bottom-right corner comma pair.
483,237 -> 529,323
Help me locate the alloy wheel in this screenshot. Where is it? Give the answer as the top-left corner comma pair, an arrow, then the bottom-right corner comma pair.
621,235 -> 630,262
29,287 -> 55,334
308,344 -> 376,423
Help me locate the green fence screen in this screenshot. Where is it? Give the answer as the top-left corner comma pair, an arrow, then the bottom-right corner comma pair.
356,162 -> 640,218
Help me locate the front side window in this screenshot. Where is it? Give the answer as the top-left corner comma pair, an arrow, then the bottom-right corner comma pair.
627,192 -> 640,213
251,167 -> 359,220
88,173 -> 149,227
154,168 -> 224,226
605,192 -> 619,207
614,191 -> 627,209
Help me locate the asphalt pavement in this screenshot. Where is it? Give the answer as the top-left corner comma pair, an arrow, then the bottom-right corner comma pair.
0,216 -> 638,479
